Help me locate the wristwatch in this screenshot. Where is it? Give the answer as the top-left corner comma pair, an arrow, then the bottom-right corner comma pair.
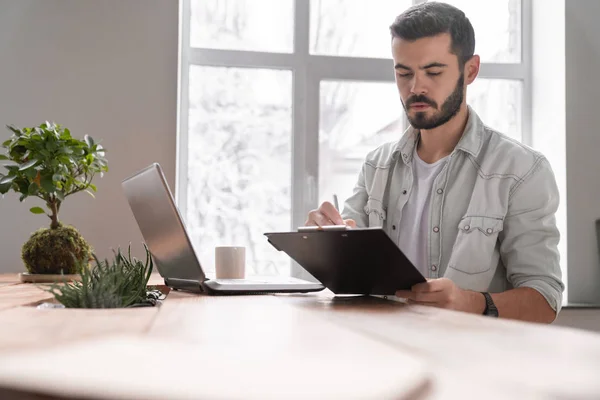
481,292 -> 498,317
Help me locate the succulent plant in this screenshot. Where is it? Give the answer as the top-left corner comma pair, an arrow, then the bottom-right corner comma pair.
46,244 -> 159,309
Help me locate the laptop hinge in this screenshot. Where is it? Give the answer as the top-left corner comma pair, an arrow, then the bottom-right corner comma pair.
164,277 -> 204,294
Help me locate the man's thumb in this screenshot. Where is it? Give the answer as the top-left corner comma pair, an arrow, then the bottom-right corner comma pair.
344,219 -> 357,228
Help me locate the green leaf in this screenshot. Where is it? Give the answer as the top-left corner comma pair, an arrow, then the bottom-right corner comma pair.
57,155 -> 70,165
28,182 -> 39,195
39,149 -> 51,158
40,175 -> 55,193
2,139 -> 11,147
29,206 -> 45,214
55,190 -> 65,201
0,154 -> 8,160
0,179 -> 12,194
6,125 -> 22,136
19,193 -> 28,202
10,146 -> 27,160
89,183 -> 97,192
45,141 -> 57,152
52,173 -> 62,182
18,159 -> 37,171
84,190 -> 95,198
17,179 -> 29,195
84,135 -> 94,148
24,167 -> 37,179
0,175 -> 16,185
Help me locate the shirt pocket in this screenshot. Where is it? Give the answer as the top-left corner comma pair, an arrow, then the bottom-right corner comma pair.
448,215 -> 504,275
363,198 -> 386,227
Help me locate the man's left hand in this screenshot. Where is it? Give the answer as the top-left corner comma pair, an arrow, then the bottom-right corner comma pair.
395,278 -> 485,314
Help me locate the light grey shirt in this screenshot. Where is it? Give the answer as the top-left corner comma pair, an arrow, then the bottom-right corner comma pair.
341,106 -> 565,314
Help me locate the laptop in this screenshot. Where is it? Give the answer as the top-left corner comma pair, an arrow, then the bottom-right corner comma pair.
121,163 -> 324,294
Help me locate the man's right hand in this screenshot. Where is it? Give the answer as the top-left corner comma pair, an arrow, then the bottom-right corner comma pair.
305,201 -> 357,228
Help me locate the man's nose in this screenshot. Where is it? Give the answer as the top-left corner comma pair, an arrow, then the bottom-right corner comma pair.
410,75 -> 427,95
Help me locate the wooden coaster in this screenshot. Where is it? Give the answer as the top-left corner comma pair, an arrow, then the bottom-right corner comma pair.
19,272 -> 81,284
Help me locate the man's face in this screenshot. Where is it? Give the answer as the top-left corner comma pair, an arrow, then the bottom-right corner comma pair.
392,33 -> 469,130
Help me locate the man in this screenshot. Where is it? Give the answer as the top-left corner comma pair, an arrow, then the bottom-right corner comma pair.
305,2 -> 564,323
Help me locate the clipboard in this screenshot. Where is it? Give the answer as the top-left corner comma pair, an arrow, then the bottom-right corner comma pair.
264,228 -> 426,295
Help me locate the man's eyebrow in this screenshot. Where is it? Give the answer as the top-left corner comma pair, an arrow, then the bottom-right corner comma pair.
394,62 -> 448,70
421,62 -> 447,69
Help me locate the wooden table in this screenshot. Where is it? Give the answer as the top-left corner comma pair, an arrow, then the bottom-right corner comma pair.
0,273 -> 599,399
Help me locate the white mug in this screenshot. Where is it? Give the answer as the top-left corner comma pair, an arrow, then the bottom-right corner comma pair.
215,246 -> 246,279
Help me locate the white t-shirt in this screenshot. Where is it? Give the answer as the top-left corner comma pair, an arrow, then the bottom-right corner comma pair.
397,149 -> 448,277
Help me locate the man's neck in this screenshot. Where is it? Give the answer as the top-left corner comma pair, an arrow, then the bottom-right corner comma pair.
416,104 -> 469,164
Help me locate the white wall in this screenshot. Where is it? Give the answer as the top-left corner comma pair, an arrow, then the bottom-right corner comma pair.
0,0 -> 179,272
565,0 -> 600,304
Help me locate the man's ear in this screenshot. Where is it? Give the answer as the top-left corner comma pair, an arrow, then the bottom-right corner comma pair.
464,54 -> 480,85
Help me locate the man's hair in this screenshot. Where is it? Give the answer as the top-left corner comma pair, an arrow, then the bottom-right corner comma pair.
389,2 -> 475,68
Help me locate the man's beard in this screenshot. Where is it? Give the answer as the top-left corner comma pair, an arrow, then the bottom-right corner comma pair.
402,73 -> 465,130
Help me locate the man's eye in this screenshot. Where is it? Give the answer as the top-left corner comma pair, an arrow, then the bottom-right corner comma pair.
397,73 -> 412,78
427,72 -> 442,76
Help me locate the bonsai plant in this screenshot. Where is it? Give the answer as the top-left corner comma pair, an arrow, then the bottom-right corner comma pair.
0,122 -> 108,279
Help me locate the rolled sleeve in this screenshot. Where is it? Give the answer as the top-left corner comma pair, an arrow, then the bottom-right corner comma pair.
515,278 -> 563,314
499,157 -> 565,315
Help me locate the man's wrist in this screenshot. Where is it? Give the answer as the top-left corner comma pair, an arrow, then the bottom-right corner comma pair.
464,290 -> 486,314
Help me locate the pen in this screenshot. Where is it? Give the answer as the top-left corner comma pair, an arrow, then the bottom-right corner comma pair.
333,194 -> 339,211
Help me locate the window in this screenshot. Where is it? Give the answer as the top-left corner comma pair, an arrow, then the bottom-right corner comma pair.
178,0 -> 529,279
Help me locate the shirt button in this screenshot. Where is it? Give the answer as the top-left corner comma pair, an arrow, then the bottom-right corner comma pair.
486,228 -> 493,234
392,225 -> 397,230
433,226 -> 439,233
431,265 -> 437,271
464,225 -> 470,230
402,189 -> 407,195
437,188 -> 443,194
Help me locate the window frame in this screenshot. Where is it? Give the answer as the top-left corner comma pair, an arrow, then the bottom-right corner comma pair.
176,0 -> 532,280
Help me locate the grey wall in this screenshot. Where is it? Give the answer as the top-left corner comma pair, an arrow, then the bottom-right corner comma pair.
0,0 -> 179,272
565,1 -> 600,304
555,308 -> 600,333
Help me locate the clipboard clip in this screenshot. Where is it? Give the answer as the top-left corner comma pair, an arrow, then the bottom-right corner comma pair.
297,225 -> 350,232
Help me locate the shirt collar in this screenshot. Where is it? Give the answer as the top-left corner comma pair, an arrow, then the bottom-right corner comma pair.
392,105 -> 484,165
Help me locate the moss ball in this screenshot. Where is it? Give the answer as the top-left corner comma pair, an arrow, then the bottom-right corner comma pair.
21,224 -> 92,274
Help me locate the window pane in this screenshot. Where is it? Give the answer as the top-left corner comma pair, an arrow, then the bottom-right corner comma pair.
319,81 -> 401,207
468,79 -> 522,141
310,0 -> 411,58
190,0 -> 293,53
441,0 -> 521,63
187,66 -> 292,277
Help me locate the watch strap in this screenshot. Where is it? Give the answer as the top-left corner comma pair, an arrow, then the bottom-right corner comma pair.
481,292 -> 499,317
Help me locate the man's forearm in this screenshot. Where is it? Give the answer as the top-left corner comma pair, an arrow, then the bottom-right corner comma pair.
465,287 -> 556,323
